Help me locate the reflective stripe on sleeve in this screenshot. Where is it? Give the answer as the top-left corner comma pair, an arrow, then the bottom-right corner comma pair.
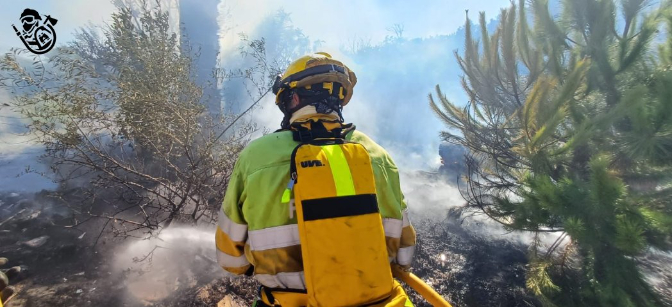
400,225 -> 416,247
216,249 -> 250,268
383,218 -> 402,238
248,224 -> 300,251
402,209 -> 411,227
216,226 -> 244,257
255,271 -> 306,289
218,209 -> 248,242
397,245 -> 415,266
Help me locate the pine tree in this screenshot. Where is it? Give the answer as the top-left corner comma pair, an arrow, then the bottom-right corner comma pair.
430,0 -> 672,305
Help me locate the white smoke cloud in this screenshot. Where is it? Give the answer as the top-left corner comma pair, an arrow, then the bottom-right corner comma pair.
112,226 -> 228,304
216,1 -> 511,170
217,0 -> 510,51
399,170 -> 563,247
0,1 -> 116,52
0,89 -> 56,192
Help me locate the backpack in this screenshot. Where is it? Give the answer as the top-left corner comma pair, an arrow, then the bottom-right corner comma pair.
279,119 -> 403,306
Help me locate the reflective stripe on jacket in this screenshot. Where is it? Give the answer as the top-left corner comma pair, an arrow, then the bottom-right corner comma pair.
215,127 -> 416,290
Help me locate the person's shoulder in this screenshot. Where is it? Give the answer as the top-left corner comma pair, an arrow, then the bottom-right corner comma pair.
236,130 -> 296,170
348,130 -> 379,149
348,130 -> 396,167
243,130 -> 294,152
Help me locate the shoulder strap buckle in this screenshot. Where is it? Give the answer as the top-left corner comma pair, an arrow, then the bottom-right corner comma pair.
294,129 -> 314,142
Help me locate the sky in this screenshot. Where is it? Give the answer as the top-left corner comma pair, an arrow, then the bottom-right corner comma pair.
217,0 -> 510,53
216,0 -> 510,170
217,6 -> 505,172
0,0 -> 116,51
0,0 -> 511,191
0,0 -> 509,52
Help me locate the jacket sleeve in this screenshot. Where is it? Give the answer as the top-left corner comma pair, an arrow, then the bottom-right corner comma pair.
380,157 -> 417,269
396,202 -> 416,269
215,160 -> 252,275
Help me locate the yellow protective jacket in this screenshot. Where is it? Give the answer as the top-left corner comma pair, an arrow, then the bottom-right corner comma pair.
215,121 -> 416,294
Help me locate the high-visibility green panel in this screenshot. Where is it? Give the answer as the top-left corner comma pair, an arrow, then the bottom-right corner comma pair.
281,188 -> 291,203
322,145 -> 356,196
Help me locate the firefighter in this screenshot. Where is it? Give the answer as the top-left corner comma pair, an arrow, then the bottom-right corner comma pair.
215,52 -> 416,306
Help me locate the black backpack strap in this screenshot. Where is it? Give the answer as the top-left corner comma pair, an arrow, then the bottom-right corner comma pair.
290,120 -> 356,142
287,120 -> 357,185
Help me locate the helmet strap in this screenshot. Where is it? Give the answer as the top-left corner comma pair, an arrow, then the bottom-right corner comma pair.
278,95 -> 293,130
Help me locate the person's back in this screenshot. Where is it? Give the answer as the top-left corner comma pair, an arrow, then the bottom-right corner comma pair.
215,52 -> 416,306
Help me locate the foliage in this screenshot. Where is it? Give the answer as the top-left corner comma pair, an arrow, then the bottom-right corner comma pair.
219,9 -> 315,118
431,0 -> 672,305
0,3 -> 257,240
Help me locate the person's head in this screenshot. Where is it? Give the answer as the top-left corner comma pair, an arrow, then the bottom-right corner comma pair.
272,52 -> 357,128
20,9 -> 41,33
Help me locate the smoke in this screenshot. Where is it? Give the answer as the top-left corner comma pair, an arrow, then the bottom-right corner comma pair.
217,8 -> 505,170
0,2 -> 558,303
0,0 -> 116,52
399,170 -> 563,247
400,171 -> 464,214
0,89 -> 56,192
215,2 -> 509,170
215,0 -> 510,49
214,7 -> 549,246
178,0 -> 222,115
112,226 -> 227,304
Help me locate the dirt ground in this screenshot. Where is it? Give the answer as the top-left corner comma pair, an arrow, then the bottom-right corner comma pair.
1,191 -> 670,307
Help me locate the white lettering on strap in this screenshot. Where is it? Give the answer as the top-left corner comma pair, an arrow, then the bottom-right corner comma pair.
218,209 -> 248,242
288,199 -> 296,219
396,245 -> 416,266
216,249 -> 250,268
249,224 -> 301,251
255,272 -> 306,289
383,218 -> 402,238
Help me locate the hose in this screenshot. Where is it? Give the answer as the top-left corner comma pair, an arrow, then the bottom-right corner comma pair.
391,265 -> 453,307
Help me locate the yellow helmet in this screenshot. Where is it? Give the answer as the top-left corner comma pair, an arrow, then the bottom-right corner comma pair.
272,52 -> 357,106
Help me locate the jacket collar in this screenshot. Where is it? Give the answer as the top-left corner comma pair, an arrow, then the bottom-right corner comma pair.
289,105 -> 340,124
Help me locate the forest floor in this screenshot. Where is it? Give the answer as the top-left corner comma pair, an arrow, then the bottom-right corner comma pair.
0,190 -> 670,307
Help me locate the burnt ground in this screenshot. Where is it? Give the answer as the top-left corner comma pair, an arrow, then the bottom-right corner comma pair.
159,216 -> 540,307
0,192 -> 126,307
0,191 -> 670,307
408,219 -> 538,307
